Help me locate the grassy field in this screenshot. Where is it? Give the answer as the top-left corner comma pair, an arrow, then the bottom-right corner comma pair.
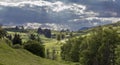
0,39 -> 75,65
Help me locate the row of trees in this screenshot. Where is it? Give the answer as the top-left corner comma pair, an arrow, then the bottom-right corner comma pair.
5,26 -> 27,33
37,28 -> 51,38
61,27 -> 120,65
6,33 -> 45,58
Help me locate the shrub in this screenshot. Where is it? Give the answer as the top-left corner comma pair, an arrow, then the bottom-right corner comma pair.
24,40 -> 45,58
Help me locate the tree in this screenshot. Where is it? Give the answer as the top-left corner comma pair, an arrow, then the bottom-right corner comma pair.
61,34 -> 65,40
15,26 -> 19,30
12,34 -> 22,45
37,27 -> 43,34
61,39 -> 73,61
70,37 -> 82,62
56,34 -> 61,41
30,34 -> 36,40
43,29 -> 51,38
21,26 -> 24,30
61,37 -> 82,62
7,35 -> 12,40
116,45 -> 120,65
98,27 -> 119,65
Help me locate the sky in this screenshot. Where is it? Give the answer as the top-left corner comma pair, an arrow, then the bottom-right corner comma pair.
0,0 -> 120,30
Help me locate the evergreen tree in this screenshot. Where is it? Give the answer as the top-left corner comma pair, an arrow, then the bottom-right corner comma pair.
56,34 -> 61,41
44,29 -> 51,38
15,26 -> 19,30
37,27 -> 43,34
61,34 -> 65,40
30,34 -> 36,40
12,34 -> 22,45
7,35 -> 12,40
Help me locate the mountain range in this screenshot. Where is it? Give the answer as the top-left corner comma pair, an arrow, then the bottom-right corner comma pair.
0,0 -> 120,30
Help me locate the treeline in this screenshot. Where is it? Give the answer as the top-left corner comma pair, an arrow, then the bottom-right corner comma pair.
61,27 -> 120,65
37,28 -> 51,38
5,26 -> 27,33
37,27 -> 73,40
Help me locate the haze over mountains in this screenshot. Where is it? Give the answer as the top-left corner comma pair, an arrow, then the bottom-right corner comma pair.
0,0 -> 120,30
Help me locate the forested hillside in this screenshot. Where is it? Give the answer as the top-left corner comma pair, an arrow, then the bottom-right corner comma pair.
61,22 -> 120,65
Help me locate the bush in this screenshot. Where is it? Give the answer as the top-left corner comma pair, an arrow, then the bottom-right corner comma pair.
24,40 -> 45,58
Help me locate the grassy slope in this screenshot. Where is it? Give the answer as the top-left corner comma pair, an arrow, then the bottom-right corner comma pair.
6,30 -> 80,65
0,40 -> 71,65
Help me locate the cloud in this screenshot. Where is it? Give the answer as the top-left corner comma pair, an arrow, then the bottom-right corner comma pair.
70,17 -> 120,27
0,0 -> 120,30
0,1 -> 51,7
85,17 -> 120,23
0,0 -> 86,13
1,0 -> 118,18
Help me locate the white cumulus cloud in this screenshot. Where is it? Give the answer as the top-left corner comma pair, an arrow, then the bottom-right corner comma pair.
0,0 -> 86,13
